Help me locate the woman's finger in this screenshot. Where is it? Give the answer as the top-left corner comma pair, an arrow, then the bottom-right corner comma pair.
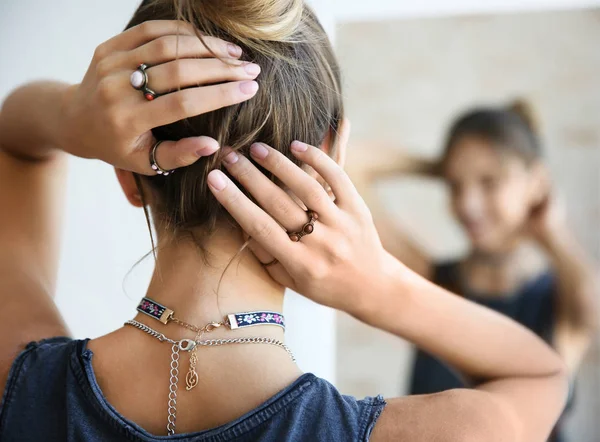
145,58 -> 260,95
141,81 -> 259,129
246,240 -> 297,289
222,150 -> 307,231
97,20 -> 198,55
207,170 -> 299,260
247,143 -> 339,218
127,34 -> 242,67
289,135 -> 362,211
132,135 -> 219,175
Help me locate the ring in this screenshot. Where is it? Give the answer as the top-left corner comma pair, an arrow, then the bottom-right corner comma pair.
288,210 -> 318,242
262,258 -> 279,268
149,141 -> 174,176
130,63 -> 158,101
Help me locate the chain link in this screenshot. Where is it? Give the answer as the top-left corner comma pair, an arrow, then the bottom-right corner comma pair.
167,343 -> 180,436
170,317 -> 226,334
124,319 -> 296,435
197,337 -> 296,362
125,319 -> 176,344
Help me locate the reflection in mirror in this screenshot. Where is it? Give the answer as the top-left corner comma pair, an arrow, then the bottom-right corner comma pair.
338,7 -> 600,442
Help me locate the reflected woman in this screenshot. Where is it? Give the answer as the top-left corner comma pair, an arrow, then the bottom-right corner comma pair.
350,100 -> 598,442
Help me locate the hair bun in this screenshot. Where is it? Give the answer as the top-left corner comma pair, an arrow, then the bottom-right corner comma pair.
180,0 -> 304,42
508,98 -> 539,134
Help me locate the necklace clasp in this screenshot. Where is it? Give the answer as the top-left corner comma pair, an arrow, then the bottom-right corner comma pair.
178,339 -> 197,352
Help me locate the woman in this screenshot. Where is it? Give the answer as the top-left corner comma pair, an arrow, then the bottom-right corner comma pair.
349,101 -> 598,441
0,1 -> 567,441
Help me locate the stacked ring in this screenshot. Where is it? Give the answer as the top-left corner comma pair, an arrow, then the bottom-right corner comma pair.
130,63 -> 158,101
149,141 -> 174,176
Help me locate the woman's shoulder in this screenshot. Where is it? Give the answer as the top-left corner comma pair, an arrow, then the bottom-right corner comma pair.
283,374 -> 387,441
0,337 -> 82,432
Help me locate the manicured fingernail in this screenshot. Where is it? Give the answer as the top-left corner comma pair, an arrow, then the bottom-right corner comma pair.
228,44 -> 242,57
291,141 -> 308,152
244,63 -> 261,76
223,150 -> 239,165
250,143 -> 269,159
207,170 -> 227,191
239,81 -> 259,95
196,146 -> 215,157
194,137 -> 220,157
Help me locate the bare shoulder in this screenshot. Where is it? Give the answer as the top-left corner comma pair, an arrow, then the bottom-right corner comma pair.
369,389 -> 516,442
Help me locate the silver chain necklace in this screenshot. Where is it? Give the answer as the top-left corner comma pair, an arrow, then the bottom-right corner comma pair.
124,319 -> 295,435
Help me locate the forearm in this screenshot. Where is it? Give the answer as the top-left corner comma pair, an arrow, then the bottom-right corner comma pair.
347,144 -> 439,186
0,81 -> 72,160
359,256 -> 566,382
542,228 -> 599,332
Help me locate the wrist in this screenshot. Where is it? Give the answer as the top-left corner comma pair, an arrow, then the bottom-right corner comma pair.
536,224 -> 571,253
53,83 -> 79,155
349,251 -> 412,326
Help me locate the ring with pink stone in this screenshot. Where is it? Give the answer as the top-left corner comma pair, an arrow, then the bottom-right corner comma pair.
130,63 -> 158,101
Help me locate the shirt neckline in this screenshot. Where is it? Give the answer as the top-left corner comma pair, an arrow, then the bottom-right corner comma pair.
71,338 -> 316,441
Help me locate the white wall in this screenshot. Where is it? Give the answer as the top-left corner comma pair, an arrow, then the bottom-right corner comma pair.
0,0 -> 336,382
335,0 -> 600,22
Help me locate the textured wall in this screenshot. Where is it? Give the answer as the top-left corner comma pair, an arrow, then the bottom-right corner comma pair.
335,8 -> 600,440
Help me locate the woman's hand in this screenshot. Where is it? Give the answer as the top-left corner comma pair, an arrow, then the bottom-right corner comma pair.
207,120 -> 401,316
58,20 -> 261,174
526,190 -> 568,248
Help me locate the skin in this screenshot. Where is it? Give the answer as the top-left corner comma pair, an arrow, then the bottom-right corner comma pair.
348,136 -> 599,373
0,20 -> 568,441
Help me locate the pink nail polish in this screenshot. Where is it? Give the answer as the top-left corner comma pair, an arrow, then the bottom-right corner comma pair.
228,44 -> 242,57
250,143 -> 269,159
239,81 -> 259,95
208,170 -> 227,191
291,141 -> 308,152
244,63 -> 261,76
223,151 -> 239,165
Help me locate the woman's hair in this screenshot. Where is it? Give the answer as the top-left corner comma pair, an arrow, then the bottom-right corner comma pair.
441,99 -> 541,166
125,0 -> 344,245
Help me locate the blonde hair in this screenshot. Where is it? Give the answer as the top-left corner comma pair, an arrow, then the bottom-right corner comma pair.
126,0 -> 344,247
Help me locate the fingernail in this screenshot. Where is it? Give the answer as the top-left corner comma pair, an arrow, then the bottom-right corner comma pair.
250,143 -> 269,160
223,150 -> 239,165
194,138 -> 220,157
228,44 -> 242,57
239,81 -> 259,95
244,63 -> 261,76
195,146 -> 214,157
207,170 -> 227,191
291,141 -> 308,152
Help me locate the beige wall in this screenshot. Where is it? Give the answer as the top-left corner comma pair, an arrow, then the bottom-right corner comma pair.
335,9 -> 600,440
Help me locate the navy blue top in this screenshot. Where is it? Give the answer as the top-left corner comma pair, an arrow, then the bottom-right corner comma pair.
410,261 -> 565,442
0,337 -> 386,441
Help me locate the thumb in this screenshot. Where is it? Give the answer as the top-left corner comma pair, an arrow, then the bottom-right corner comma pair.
137,136 -> 220,175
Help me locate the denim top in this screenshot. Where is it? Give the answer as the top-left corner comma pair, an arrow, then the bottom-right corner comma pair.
0,337 -> 386,442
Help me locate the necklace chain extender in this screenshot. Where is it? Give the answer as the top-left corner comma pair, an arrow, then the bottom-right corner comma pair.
124,319 -> 295,435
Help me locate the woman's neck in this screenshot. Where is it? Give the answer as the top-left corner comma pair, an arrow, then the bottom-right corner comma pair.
140,227 -> 286,338
464,242 -> 547,296
90,229 -> 301,435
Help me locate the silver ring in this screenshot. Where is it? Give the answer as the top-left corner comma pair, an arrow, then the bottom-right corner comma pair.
149,141 -> 174,176
130,63 -> 158,101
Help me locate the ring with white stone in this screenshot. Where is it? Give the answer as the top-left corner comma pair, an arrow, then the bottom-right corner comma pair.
149,140 -> 174,176
130,63 -> 158,101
